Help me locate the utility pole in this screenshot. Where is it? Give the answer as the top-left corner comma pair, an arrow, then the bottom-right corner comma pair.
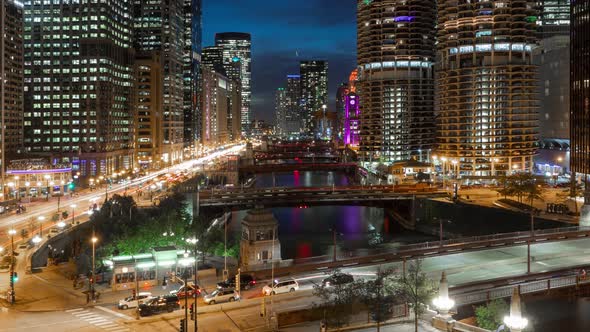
8,228 -> 16,304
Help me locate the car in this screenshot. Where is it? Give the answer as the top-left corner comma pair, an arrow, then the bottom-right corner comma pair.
203,289 -> 240,305
138,295 -> 180,316
262,279 -> 299,296
118,292 -> 153,310
216,274 -> 257,290
17,244 -> 28,250
170,283 -> 201,299
322,273 -> 354,287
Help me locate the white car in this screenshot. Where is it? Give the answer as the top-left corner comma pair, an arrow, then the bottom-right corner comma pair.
262,279 -> 299,296
203,289 -> 239,305
118,292 -> 153,310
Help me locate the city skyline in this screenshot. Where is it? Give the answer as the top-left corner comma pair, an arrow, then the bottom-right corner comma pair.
202,0 -> 356,122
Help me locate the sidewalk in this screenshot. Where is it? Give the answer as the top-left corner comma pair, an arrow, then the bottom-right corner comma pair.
282,320 -> 440,332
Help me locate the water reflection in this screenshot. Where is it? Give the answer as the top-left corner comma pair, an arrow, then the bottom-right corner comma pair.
228,171 -> 432,259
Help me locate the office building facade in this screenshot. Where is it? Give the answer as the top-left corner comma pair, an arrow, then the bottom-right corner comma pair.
300,61 -> 328,135
437,0 -> 539,175
285,74 -> 302,136
571,0 -> 590,175
0,0 -> 24,186
275,88 -> 287,136
357,0 -> 436,163
215,32 -> 251,136
201,68 -> 240,146
134,0 -> 185,166
24,0 -> 135,177
183,0 -> 202,150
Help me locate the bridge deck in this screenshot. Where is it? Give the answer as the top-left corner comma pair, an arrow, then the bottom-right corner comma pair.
197,185 -> 446,207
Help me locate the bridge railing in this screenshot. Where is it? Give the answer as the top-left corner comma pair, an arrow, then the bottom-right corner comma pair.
452,274 -> 590,305
330,226 -> 590,261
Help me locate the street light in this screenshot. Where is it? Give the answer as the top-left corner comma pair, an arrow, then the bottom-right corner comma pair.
433,271 -> 454,319
44,174 -> 51,201
71,204 -> 77,225
91,235 -> 98,301
8,228 -> 16,304
38,216 -> 45,239
504,288 -> 528,332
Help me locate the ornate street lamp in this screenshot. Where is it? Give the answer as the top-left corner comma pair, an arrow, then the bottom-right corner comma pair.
432,271 -> 454,318
504,287 -> 528,332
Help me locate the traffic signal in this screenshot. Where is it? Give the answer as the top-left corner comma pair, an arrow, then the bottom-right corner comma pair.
11,272 -> 18,283
189,303 -> 194,320
68,182 -> 75,190
235,270 -> 241,293
180,319 -> 186,332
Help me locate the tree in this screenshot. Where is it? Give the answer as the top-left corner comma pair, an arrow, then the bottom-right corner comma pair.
475,299 -> 509,330
394,260 -> 437,332
312,272 -> 359,329
356,267 -> 398,332
558,178 -> 585,215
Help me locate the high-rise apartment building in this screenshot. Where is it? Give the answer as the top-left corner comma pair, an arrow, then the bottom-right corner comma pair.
215,32 -> 251,136
23,0 -> 135,177
357,0 -> 436,163
183,0 -> 202,150
275,88 -> 287,136
437,0 -> 539,175
571,0 -> 590,176
300,61 -> 328,135
285,74 -> 302,136
134,0 -> 185,166
0,0 -> 24,184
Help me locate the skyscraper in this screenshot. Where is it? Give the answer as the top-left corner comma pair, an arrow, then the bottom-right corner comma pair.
24,0 -> 135,177
300,60 -> 328,135
275,88 -> 287,136
437,0 -> 539,175
183,0 -> 202,150
0,0 -> 24,185
357,0 -> 436,163
215,32 -> 251,136
201,68 -> 241,146
536,0 -> 570,139
202,46 -> 223,71
539,0 -> 571,38
285,74 -> 302,136
134,0 -> 185,166
571,0 -> 590,176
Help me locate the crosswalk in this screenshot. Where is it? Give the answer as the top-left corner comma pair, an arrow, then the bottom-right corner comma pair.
65,308 -> 130,332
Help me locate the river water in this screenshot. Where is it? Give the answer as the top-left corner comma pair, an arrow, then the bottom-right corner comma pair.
229,171 -> 433,260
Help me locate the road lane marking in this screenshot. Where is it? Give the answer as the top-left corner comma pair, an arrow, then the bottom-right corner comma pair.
95,305 -> 134,320
65,308 -> 84,313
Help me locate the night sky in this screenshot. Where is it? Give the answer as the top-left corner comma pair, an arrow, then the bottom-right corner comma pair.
203,0 -> 357,123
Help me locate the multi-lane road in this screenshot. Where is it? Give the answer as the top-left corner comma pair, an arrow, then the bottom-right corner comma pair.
0,144 -> 247,252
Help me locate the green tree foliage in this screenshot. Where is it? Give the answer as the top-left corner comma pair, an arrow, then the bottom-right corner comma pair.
93,193 -> 190,257
355,268 -> 399,332
475,299 -> 509,330
496,173 -> 545,207
394,260 -> 437,332
313,272 -> 360,329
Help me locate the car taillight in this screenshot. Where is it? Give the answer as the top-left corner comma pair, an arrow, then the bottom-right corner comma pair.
252,281 -> 256,284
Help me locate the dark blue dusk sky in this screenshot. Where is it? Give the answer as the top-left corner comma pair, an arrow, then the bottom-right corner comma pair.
203,0 -> 357,123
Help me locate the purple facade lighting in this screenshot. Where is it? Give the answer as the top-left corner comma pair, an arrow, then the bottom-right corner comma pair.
343,93 -> 360,146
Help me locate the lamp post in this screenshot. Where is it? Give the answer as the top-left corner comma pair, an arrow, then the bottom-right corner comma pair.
44,174 -> 51,201
186,237 -> 198,331
38,215 -> 45,238
91,235 -> 98,301
8,228 -> 16,304
71,204 -> 77,225
183,250 -> 189,332
504,287 -> 528,332
433,271 -> 454,319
